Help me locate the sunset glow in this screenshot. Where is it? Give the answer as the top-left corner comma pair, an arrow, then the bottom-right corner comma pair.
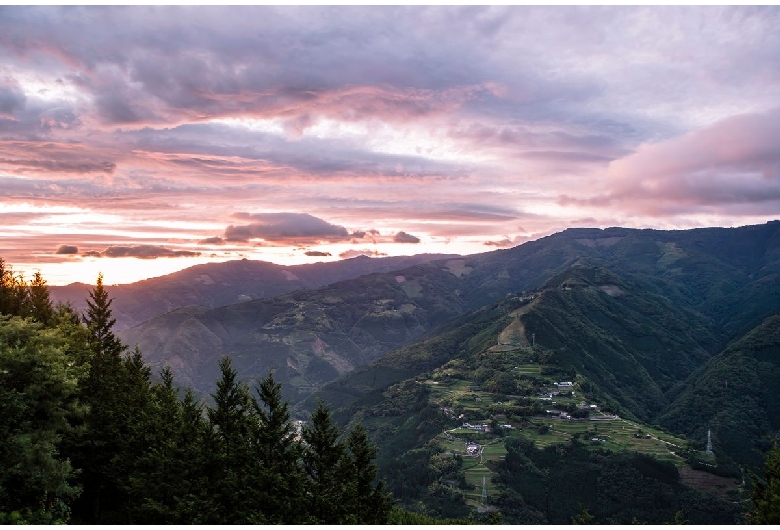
2,6 -> 779,285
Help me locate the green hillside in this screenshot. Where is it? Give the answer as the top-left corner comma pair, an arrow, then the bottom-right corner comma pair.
119,263 -> 466,401
122,221 -> 780,412
317,265 -> 760,522
658,314 -> 780,469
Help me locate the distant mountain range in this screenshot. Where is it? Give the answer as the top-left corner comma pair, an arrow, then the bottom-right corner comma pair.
116,222 -> 780,406
50,253 -> 457,330
301,252 -> 779,521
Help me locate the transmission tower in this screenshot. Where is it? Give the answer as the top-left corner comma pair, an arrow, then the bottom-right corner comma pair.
481,476 -> 487,505
706,429 -> 713,454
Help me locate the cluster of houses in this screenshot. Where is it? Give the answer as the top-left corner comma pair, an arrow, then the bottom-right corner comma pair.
544,404 -> 600,421
462,422 -> 491,433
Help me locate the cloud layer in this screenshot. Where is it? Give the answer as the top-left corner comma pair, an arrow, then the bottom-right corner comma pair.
1,6 -> 779,284
83,245 -> 201,259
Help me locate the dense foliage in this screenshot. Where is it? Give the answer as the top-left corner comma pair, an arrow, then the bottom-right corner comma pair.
0,262 -> 392,524
748,443 -> 780,524
658,315 -> 780,470
494,437 -> 742,524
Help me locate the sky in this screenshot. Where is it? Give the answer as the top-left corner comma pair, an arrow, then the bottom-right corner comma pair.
2,6 -> 780,285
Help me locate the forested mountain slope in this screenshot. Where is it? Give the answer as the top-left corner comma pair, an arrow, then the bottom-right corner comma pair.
312,266 -> 749,523
309,265 -> 719,422
121,221 -> 780,404
658,314 -> 780,469
119,263 -> 466,401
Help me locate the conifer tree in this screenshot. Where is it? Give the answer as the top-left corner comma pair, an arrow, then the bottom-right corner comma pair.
252,372 -> 304,523
128,368 -> 181,522
113,347 -> 154,523
302,401 -> 354,524
346,422 -> 393,523
0,260 -> 30,318
205,357 -> 258,523
83,273 -> 124,359
0,259 -> 14,316
173,388 -> 211,524
29,271 -> 54,326
13,275 -> 30,318
68,274 -> 128,523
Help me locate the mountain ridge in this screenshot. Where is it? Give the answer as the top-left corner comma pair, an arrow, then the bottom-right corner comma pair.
50,253 -> 458,330
120,222 -> 780,405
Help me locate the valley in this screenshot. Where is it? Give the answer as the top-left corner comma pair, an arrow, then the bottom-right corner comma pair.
4,7 -> 780,525
11,221 -> 780,524
333,286 -> 747,521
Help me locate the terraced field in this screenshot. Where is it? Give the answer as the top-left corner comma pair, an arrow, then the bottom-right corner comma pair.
418,358 -> 694,507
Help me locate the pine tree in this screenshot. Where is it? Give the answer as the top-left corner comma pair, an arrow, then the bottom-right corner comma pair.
346,422 -> 393,524
29,271 -> 54,326
205,357 -> 258,523
83,273 -> 124,359
302,401 -> 354,524
173,388 -> 211,524
252,372 -> 304,523
0,258 -> 14,316
68,274 -> 128,523
0,260 -> 30,318
121,366 -> 180,524
112,347 -> 154,523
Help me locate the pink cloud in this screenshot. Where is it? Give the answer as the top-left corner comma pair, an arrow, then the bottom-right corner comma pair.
560,107 -> 780,216
0,141 -> 116,175
483,235 -> 533,248
609,107 -> 780,182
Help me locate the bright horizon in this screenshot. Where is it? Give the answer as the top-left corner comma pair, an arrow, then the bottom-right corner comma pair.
2,7 -> 780,285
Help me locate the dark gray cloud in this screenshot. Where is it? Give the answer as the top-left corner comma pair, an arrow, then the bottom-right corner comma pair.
55,244 -> 78,254
225,212 -> 350,243
198,236 -> 225,245
127,122 -> 472,181
305,250 -> 331,256
393,231 -> 421,244
85,245 -> 201,259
